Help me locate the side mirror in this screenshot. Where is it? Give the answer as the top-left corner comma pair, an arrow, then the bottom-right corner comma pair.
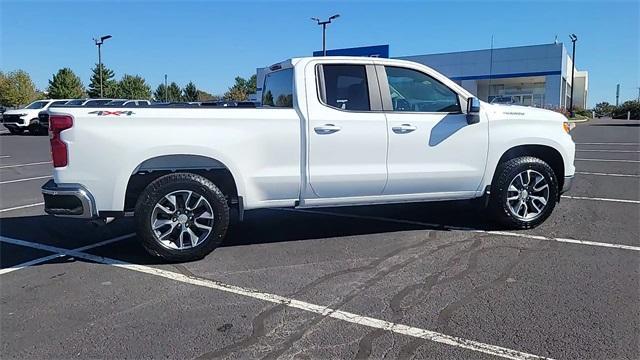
466,97 -> 481,124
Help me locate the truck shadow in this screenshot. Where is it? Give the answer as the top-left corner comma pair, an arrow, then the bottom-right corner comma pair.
0,200 -> 495,267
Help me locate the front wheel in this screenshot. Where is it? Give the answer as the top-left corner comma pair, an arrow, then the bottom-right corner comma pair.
135,173 -> 230,262
489,156 -> 558,229
8,127 -> 24,135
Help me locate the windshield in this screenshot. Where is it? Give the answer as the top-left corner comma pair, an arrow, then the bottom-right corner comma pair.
84,99 -> 112,106
25,101 -> 50,109
106,100 -> 126,106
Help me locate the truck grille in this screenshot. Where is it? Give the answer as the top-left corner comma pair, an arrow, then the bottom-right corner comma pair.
2,114 -> 22,123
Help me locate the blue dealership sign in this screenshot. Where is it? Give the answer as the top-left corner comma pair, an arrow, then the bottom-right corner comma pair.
313,44 -> 389,58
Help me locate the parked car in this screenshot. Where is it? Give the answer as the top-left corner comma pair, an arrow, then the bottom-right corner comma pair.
200,100 -> 256,108
2,99 -> 71,135
42,56 -> 575,262
105,99 -> 152,107
60,98 -> 114,107
490,96 -> 518,105
82,99 -> 114,107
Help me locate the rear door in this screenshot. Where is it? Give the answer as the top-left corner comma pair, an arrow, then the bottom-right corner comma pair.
304,61 -> 388,199
379,65 -> 489,195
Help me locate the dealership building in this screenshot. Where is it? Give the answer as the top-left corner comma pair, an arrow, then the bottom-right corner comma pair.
398,43 -> 588,109
256,42 -> 588,109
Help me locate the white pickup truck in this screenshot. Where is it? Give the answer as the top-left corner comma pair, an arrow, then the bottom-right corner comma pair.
42,57 -> 575,261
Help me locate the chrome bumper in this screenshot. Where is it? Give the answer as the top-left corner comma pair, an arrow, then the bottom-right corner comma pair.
561,175 -> 574,194
41,180 -> 97,218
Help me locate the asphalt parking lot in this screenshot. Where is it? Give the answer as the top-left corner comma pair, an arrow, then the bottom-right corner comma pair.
1,118 -> 638,360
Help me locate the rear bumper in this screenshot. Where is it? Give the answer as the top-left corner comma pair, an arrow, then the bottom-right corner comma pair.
561,175 -> 574,194
41,180 -> 97,218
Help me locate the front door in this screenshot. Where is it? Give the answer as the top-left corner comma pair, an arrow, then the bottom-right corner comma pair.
379,65 -> 489,195
305,63 -> 388,198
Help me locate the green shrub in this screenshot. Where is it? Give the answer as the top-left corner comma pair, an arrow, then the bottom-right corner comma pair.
612,100 -> 640,120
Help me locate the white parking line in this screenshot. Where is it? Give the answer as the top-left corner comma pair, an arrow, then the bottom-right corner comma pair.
576,171 -> 640,178
275,209 -> 640,252
576,149 -> 640,153
562,195 -> 640,204
0,202 -> 44,213
0,175 -> 52,185
0,155 -> 10,159
576,142 -> 639,145
0,233 -> 135,275
0,235 -> 552,360
575,158 -> 640,163
0,161 -> 52,169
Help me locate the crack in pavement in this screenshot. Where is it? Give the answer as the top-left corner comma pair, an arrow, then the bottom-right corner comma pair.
195,231 -> 474,359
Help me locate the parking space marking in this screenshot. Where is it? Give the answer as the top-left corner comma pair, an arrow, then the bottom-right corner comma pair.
0,235 -> 552,360
0,233 -> 135,275
0,202 -> 44,213
576,142 -> 639,145
575,158 -> 640,163
576,149 -> 640,153
575,171 -> 640,178
561,195 -> 640,204
276,209 -> 640,252
0,175 -> 52,185
0,161 -> 52,169
0,155 -> 10,159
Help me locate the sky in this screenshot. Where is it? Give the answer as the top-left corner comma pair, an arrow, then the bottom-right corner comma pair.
1,0 -> 638,107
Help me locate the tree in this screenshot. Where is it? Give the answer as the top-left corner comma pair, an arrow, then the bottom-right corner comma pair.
47,68 -> 85,99
153,83 -> 168,102
88,63 -> 117,98
196,89 -> 219,102
613,100 -> 640,120
224,74 -> 257,101
0,70 -> 38,106
183,81 -> 198,102
593,101 -> 617,117
118,74 -> 151,99
166,82 -> 182,102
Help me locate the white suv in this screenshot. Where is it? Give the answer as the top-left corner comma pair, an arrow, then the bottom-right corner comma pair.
2,99 -> 71,135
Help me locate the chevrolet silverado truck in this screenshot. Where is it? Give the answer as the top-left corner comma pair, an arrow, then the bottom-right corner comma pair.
42,57 -> 575,262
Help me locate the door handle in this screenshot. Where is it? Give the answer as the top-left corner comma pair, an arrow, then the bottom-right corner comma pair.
314,124 -> 341,134
392,124 -> 417,134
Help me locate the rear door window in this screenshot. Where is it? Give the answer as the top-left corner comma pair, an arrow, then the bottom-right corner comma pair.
262,68 -> 294,108
320,65 -> 370,111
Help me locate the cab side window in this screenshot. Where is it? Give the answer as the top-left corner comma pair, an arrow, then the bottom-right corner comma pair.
321,65 -> 370,111
385,66 -> 460,113
262,68 -> 294,108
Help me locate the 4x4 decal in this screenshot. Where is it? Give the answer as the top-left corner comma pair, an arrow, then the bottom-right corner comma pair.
88,110 -> 135,116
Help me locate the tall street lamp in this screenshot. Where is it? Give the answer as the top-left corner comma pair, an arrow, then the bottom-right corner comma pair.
569,34 -> 577,116
311,14 -> 340,56
93,35 -> 112,98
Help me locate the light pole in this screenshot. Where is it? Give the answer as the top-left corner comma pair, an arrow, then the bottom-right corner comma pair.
311,14 -> 340,56
569,34 -> 577,116
164,74 -> 168,102
93,35 -> 112,98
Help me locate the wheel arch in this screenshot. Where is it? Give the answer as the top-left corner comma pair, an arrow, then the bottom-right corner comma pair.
493,144 -> 565,193
124,154 -> 242,216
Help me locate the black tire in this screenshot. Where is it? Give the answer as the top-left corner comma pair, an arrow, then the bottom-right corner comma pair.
134,172 -> 229,262
489,156 -> 558,229
8,127 -> 24,135
28,120 -> 47,136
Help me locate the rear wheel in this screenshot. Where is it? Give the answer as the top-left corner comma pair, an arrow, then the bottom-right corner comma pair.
135,173 -> 229,262
489,156 -> 558,229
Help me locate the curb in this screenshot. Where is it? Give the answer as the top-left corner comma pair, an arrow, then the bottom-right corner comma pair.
568,118 -> 590,123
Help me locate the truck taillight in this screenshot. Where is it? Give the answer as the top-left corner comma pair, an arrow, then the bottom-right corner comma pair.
49,115 -> 73,167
